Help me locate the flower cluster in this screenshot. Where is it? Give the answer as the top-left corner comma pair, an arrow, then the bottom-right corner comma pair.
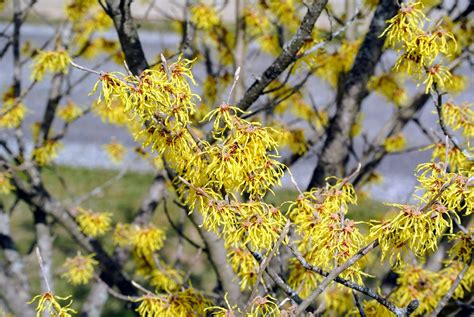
103,141 -> 126,164
58,102 -> 83,123
0,102 -> 26,129
390,263 -> 473,315
135,288 -> 210,317
190,3 -> 220,31
0,171 -> 14,195
288,177 -> 366,294
367,73 -> 408,106
308,40 -> 361,87
32,140 -> 63,166
31,50 -> 71,81
227,247 -> 259,290
62,253 -> 98,285
76,208 -> 112,237
383,133 -> 407,152
381,1 -> 457,92
441,102 -> 473,139
29,292 -> 76,317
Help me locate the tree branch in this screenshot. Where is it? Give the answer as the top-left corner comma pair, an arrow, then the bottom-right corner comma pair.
307,0 -> 398,189
236,0 -> 328,111
104,0 -> 148,74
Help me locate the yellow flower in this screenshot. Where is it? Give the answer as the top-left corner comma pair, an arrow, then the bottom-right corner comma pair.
444,74 -> 468,94
135,288 -> 210,317
112,223 -> 135,247
62,253 -> 98,285
92,98 -> 130,126
441,102 -> 473,139
65,0 -> 96,22
448,229 -> 474,263
422,64 -> 452,93
28,292 -> 76,317
367,73 -> 408,106
132,225 -> 166,257
190,3 -> 220,30
381,1 -> 427,48
0,102 -> 26,129
351,113 -> 364,137
248,295 -> 280,316
32,140 -> 63,166
384,133 -> 407,152
76,208 -> 112,238
103,141 -> 126,164
31,122 -> 41,142
228,247 -> 259,290
148,265 -> 184,292
31,50 -> 71,81
243,7 -> 272,37
360,299 -> 395,317
288,259 -> 321,298
224,202 -> 286,251
0,171 -> 14,195
369,203 -> 449,264
58,102 -> 82,123
309,40 -> 361,87
268,0 -> 299,32
323,286 -> 354,316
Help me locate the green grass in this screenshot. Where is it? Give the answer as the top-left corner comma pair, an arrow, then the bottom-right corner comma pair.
2,165 -> 388,314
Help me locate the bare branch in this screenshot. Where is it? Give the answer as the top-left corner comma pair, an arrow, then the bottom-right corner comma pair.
236,0 -> 328,111
429,259 -> 472,317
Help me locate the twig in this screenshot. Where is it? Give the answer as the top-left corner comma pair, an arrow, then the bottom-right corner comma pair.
429,259 -> 472,317
71,167 -> 129,206
226,67 -> 241,105
35,247 -> 51,292
302,0 -> 362,56
250,251 -> 303,305
164,200 -> 206,250
295,240 -> 379,314
431,88 -> 471,160
288,243 -> 417,316
352,290 -> 366,317
287,168 -> 304,195
245,220 -> 291,312
70,60 -> 102,76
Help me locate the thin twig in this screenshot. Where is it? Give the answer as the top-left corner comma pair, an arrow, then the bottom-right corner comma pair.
165,200 -> 206,250
352,290 -> 366,317
302,0 -> 362,56
35,247 -> 51,292
250,251 -> 304,305
295,240 -> 379,314
245,220 -> 291,312
429,259 -> 472,317
288,243 -> 417,316
70,60 -> 102,76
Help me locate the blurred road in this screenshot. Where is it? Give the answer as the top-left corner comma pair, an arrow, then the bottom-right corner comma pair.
0,23 -> 472,202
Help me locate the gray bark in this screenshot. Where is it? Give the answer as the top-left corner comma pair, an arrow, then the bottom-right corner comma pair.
307,0 -> 399,189
236,0 -> 328,111
104,0 -> 149,74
